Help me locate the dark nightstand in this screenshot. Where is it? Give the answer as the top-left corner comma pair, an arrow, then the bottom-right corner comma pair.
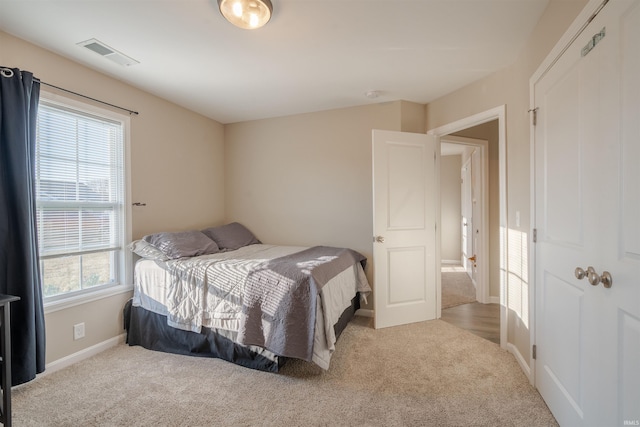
0,295 -> 19,427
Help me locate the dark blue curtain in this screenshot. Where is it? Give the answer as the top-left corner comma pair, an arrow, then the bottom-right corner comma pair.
0,67 -> 46,385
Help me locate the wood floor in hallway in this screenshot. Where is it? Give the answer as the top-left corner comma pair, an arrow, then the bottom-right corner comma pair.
441,302 -> 500,345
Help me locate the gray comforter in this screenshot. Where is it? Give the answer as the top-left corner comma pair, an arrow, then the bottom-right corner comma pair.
237,246 -> 366,361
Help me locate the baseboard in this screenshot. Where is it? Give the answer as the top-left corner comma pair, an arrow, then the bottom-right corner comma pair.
43,333 -> 127,377
355,308 -> 373,318
507,342 -> 532,381
441,259 -> 460,265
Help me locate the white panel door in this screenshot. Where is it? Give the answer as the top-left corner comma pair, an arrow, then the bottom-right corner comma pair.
470,148 -> 481,284
534,1 -> 640,425
602,2 -> 640,422
372,130 -> 437,329
461,158 -> 473,275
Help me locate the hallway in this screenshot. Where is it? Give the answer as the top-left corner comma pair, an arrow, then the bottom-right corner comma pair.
441,302 -> 500,345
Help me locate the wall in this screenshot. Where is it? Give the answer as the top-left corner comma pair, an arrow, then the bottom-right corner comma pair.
425,0 -> 588,368
1,31 -> 225,364
440,155 -> 462,262
224,101 -> 420,309
400,101 -> 426,133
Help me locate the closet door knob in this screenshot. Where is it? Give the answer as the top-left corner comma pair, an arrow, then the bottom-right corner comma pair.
575,266 -> 613,288
600,271 -> 613,288
588,271 -> 601,286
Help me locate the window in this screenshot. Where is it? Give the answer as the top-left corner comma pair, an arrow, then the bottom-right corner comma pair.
35,95 -> 130,303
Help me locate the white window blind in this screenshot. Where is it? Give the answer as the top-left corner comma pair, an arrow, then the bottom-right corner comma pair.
36,99 -> 126,299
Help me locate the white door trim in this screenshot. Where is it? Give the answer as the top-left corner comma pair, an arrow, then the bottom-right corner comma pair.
441,135 -> 489,305
428,105 -> 507,353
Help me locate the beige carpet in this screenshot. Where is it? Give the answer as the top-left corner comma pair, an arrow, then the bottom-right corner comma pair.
442,265 -> 477,309
14,317 -> 556,427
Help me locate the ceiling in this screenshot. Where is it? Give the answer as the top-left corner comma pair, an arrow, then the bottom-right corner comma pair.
0,0 -> 549,124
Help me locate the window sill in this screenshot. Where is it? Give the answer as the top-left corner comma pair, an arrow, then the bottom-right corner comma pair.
43,284 -> 133,315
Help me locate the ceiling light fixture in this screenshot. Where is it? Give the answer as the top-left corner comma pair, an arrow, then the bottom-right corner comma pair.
218,0 -> 273,30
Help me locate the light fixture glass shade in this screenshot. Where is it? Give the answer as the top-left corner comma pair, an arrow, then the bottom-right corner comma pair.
218,0 -> 273,30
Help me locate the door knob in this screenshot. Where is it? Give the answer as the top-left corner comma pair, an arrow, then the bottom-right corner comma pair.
374,236 -> 385,243
575,266 -> 613,288
585,266 -> 600,286
468,255 -> 477,268
600,271 -> 613,288
588,270 -> 600,286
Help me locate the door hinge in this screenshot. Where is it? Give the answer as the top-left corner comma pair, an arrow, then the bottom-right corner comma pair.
581,27 -> 606,57
529,107 -> 538,126
533,228 -> 537,243
532,345 -> 537,360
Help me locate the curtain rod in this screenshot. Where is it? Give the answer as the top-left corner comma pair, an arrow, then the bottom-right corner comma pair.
39,81 -> 139,116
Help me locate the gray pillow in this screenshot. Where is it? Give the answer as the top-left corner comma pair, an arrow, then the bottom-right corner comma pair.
128,239 -> 170,261
142,230 -> 220,259
201,222 -> 260,251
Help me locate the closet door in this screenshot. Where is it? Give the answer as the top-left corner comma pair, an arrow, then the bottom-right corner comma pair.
533,0 -> 640,425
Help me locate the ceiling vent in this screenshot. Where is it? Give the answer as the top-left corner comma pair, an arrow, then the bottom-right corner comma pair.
77,38 -> 139,67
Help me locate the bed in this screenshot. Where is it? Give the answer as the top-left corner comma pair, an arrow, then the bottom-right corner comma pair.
124,223 -> 371,372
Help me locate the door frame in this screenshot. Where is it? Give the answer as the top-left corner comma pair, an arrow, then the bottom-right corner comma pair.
441,135 -> 490,305
428,105 -> 507,351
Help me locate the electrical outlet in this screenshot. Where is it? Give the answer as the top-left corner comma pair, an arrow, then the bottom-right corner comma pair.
73,322 -> 85,340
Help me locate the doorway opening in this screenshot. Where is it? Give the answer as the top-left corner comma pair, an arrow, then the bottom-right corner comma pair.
440,135 -> 489,303
429,106 -> 507,348
440,133 -> 497,344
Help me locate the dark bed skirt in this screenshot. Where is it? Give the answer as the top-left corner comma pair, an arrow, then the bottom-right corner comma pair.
123,295 -> 360,372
